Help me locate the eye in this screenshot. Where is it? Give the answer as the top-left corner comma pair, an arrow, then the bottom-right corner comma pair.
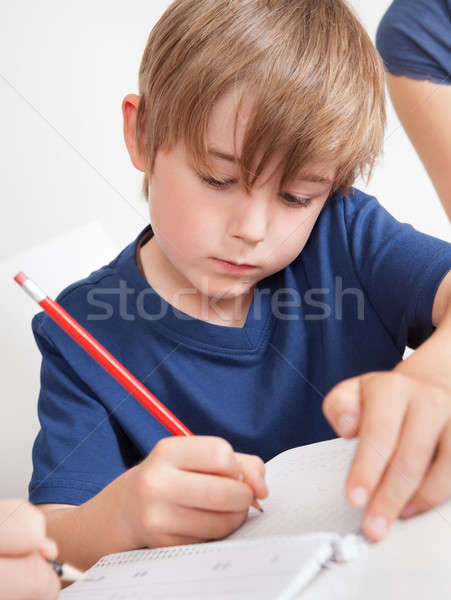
200,175 -> 234,189
281,193 -> 313,208
199,175 -> 313,208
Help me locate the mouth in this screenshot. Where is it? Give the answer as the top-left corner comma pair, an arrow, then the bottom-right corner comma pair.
210,257 -> 259,272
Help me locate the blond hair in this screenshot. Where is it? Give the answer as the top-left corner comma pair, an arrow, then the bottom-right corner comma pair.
136,0 -> 386,201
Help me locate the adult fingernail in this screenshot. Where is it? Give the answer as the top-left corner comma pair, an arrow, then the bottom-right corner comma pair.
337,413 -> 358,437
39,537 -> 58,561
400,503 -> 418,519
366,516 -> 388,540
349,486 -> 368,508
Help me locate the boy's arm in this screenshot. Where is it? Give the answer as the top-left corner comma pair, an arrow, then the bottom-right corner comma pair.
322,271 -> 451,542
36,471 -> 139,572
37,494 -> 125,573
34,437 -> 268,571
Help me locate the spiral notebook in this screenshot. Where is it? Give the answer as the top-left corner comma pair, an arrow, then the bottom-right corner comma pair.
61,437 -> 368,600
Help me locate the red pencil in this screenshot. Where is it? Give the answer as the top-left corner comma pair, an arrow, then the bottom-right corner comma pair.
14,272 -> 263,510
14,272 -> 192,436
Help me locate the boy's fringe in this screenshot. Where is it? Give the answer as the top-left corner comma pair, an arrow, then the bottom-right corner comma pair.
136,0 -> 386,202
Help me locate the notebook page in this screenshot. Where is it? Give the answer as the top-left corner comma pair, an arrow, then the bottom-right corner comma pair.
60,534 -> 337,600
228,437 -> 364,541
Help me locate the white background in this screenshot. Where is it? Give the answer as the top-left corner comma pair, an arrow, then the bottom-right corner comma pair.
0,1 -> 450,497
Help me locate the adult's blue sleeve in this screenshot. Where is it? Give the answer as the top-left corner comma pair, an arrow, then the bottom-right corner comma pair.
345,195 -> 451,352
376,0 -> 451,84
29,315 -> 140,505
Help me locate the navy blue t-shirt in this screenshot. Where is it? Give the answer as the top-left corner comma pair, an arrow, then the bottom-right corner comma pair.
29,188 -> 451,505
376,0 -> 451,84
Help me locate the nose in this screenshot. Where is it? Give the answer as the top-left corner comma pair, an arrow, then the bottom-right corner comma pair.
227,191 -> 268,245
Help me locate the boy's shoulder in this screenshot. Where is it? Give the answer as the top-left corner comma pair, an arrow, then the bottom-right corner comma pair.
329,186 -> 379,218
32,226 -> 151,342
55,243 -> 135,302
310,186 -> 383,240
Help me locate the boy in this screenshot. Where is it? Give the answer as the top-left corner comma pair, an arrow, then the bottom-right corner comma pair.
29,0 -> 451,572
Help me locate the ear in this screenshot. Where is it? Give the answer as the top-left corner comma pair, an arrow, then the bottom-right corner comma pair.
122,94 -> 146,172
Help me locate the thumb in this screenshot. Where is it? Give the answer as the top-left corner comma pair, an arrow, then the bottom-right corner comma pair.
322,375 -> 363,438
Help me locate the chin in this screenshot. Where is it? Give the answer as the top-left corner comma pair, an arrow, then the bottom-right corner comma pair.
197,277 -> 252,300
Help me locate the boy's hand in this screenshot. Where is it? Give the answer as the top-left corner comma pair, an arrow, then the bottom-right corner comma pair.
115,436 -> 268,550
0,499 -> 60,599
323,370 -> 451,542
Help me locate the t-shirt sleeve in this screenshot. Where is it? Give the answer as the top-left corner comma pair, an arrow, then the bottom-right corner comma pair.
29,315 -> 141,506
376,0 -> 451,85
345,194 -> 451,352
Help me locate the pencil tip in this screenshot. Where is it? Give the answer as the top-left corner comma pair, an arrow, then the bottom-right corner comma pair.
252,499 -> 264,512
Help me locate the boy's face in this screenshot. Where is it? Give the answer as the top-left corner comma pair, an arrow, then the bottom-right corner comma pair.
131,87 -> 335,312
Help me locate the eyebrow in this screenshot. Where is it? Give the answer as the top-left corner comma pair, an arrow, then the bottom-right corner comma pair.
208,148 -> 333,185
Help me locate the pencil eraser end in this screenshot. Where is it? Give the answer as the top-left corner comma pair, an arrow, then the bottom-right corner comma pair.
14,272 -> 28,286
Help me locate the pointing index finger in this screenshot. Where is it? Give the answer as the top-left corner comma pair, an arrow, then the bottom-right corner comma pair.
345,375 -> 408,509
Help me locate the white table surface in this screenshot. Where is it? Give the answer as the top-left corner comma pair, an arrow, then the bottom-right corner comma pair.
300,499 -> 451,599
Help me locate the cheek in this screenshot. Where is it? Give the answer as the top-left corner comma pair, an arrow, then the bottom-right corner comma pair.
150,175 -> 214,261
268,205 -> 322,271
